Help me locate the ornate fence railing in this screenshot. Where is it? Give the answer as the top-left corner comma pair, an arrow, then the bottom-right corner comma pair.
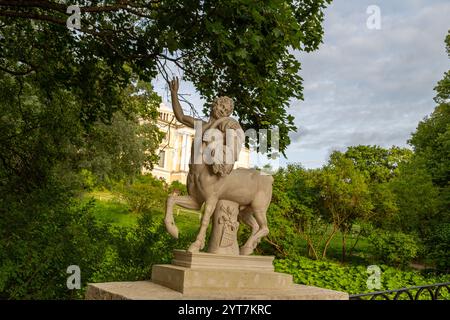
349,282 -> 450,300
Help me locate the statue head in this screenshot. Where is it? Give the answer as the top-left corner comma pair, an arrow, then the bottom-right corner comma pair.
211,96 -> 234,119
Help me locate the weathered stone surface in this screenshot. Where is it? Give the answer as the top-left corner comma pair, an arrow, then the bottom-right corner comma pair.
85,281 -> 349,300
156,251 -> 285,294
207,200 -> 240,255
85,251 -> 349,300
151,265 -> 292,294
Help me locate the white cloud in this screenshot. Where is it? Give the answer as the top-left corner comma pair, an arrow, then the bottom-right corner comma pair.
286,0 -> 450,167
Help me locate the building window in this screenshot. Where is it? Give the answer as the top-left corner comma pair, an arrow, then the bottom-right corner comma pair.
158,150 -> 166,168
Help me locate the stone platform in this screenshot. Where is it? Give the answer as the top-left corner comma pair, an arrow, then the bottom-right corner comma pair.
85,250 -> 349,300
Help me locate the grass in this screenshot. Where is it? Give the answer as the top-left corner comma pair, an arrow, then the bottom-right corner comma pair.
89,199 -> 137,227
84,190 -> 201,234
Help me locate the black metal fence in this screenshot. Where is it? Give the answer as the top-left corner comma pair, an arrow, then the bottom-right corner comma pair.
349,282 -> 450,300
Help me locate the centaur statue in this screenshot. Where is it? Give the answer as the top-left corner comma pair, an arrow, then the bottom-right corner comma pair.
164,77 -> 273,255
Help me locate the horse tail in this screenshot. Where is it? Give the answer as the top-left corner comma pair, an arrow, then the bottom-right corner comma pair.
164,196 -> 179,239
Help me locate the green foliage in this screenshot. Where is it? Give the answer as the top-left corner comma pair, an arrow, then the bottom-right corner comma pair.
274,257 -> 450,298
343,145 -> 412,183
409,32 -> 450,219
0,178 -> 196,299
263,159 -> 375,261
0,0 -> 334,155
315,152 -> 373,259
368,230 -> 419,268
400,30 -> 450,273
0,185 -> 110,299
425,223 -> 450,272
262,165 -> 325,259
0,71 -> 162,193
387,159 -> 442,236
91,211 -> 195,283
168,180 -> 188,196
409,103 -> 450,190
79,169 -> 97,191
89,197 -> 138,227
114,175 -> 168,213
76,83 -> 163,184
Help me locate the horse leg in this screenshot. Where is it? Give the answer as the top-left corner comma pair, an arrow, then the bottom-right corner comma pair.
188,198 -> 218,253
165,195 -> 201,239
240,209 -> 269,255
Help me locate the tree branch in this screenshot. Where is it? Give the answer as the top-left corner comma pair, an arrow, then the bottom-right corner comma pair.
0,10 -> 67,26
0,64 -> 34,76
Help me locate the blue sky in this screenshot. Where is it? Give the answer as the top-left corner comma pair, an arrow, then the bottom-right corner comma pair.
153,0 -> 450,169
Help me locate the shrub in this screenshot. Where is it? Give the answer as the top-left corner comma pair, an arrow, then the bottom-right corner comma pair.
90,210 -> 196,283
114,174 -> 167,213
168,180 -> 188,196
80,169 -> 98,191
425,223 -> 450,272
368,230 -> 419,268
0,188 -> 110,299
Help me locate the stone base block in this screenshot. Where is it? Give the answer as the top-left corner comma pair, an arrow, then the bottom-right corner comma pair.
85,281 -> 349,300
151,265 -> 293,294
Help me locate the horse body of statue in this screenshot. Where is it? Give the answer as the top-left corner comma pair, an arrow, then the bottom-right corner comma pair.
164,77 -> 273,255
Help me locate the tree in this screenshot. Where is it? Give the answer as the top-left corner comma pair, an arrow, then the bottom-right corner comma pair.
341,145 -> 410,229
315,152 -> 373,260
0,0 -> 333,155
265,165 -> 326,260
409,103 -> 450,192
408,30 -> 450,215
388,158 -> 442,237
75,81 -> 164,184
343,145 -> 412,184
0,71 -> 162,192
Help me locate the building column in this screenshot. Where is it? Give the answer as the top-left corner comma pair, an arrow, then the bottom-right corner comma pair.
180,133 -> 187,172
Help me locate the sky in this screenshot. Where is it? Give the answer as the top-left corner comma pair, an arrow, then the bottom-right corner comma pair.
152,0 -> 450,169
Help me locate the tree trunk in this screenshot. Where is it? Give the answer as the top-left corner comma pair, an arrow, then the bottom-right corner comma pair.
347,230 -> 362,258
341,232 -> 347,262
306,239 -> 319,260
321,226 -> 338,259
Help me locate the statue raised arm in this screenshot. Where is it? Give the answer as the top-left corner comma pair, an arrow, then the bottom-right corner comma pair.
169,77 -> 198,128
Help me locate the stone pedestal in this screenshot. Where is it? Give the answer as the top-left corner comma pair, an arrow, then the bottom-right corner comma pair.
86,250 -> 349,300
207,200 -> 240,255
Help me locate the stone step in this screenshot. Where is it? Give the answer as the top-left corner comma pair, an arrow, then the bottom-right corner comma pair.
152,264 -> 292,294
85,281 -> 349,300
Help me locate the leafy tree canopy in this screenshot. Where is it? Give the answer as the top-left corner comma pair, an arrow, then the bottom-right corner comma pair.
342,145 -> 412,184
0,0 -> 333,154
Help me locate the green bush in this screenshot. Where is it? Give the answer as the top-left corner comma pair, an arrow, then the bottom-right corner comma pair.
90,210 -> 196,282
0,188 -> 110,299
368,230 -> 419,268
425,223 -> 450,272
0,184 -> 195,299
79,169 -> 98,191
168,180 -> 188,195
114,174 -> 167,213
